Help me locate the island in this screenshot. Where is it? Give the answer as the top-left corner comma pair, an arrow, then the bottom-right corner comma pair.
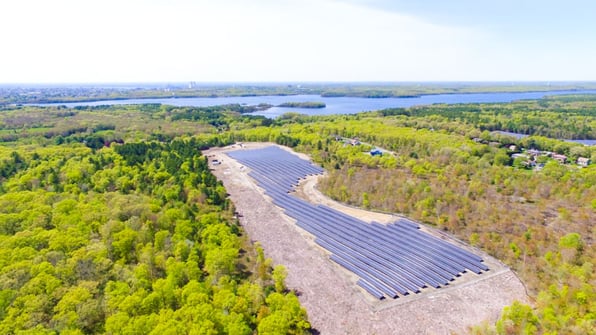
277,101 -> 326,108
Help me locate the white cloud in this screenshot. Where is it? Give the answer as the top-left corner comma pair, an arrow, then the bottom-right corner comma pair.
4,0 -> 591,82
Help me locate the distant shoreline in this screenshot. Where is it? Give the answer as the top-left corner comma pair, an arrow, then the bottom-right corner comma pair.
7,83 -> 596,105
21,89 -> 593,105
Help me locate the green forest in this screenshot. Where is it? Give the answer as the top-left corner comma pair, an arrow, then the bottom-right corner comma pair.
0,135 -> 309,333
0,94 -> 595,334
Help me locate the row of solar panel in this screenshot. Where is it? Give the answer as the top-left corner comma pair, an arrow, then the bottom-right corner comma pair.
272,194 -> 483,290
226,146 -> 488,300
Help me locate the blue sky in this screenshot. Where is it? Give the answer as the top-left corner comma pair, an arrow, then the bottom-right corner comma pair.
362,0 -> 592,40
1,0 -> 594,83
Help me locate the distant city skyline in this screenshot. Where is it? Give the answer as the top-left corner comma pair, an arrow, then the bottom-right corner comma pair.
2,0 -> 595,83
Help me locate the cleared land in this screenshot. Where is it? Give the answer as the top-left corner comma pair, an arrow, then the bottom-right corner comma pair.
204,143 -> 530,335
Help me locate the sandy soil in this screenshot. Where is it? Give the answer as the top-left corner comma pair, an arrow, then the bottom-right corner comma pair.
204,143 -> 530,335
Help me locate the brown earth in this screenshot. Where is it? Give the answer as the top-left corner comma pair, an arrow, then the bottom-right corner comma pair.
204,143 -> 530,335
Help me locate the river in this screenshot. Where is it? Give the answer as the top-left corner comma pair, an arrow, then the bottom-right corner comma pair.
493,131 -> 596,146
39,90 -> 596,118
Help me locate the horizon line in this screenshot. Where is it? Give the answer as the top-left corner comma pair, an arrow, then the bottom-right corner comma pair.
2,80 -> 596,87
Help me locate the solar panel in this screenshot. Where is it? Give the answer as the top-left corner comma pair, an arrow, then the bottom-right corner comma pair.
227,146 -> 489,300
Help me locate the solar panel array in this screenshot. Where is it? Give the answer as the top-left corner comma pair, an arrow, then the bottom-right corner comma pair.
227,146 -> 489,300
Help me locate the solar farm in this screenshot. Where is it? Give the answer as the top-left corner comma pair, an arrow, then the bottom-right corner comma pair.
227,146 -> 489,300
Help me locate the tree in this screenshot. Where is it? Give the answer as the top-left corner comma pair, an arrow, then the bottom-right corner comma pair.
111,228 -> 138,263
272,265 -> 287,293
257,312 -> 291,335
495,301 -> 538,335
203,247 -> 238,281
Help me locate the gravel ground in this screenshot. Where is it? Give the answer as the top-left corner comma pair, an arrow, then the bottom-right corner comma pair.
204,143 -> 530,335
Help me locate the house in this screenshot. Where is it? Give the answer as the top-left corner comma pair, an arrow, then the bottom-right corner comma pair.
512,153 -> 529,160
527,149 -> 541,157
552,154 -> 567,163
370,148 -> 383,156
577,157 -> 591,167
